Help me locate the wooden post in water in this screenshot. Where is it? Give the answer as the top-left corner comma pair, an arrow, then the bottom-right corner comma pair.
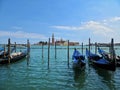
67,40 -> 69,68
110,38 -> 112,60
89,38 -> 91,57
81,42 -> 83,55
48,38 -> 50,69
8,38 -> 11,64
111,38 -> 115,62
27,39 -> 30,54
4,44 -> 6,58
27,39 -> 30,66
55,41 -> 57,59
42,43 -> 44,59
15,42 -> 16,53
95,42 -> 97,54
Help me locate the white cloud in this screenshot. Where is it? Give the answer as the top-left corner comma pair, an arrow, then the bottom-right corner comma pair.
51,17 -> 120,35
12,26 -> 23,30
0,30 -> 47,39
51,21 -> 113,36
51,25 -> 83,30
82,21 -> 113,35
109,16 -> 120,22
51,17 -> 120,42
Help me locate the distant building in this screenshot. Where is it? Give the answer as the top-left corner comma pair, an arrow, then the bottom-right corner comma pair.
69,42 -> 79,46
56,38 -> 66,46
35,33 -> 79,46
34,41 -> 47,45
55,38 -> 79,46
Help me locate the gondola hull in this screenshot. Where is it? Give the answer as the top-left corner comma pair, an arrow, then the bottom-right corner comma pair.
73,60 -> 86,70
0,52 -> 27,64
91,60 -> 116,71
116,57 -> 120,67
86,48 -> 116,71
72,49 -> 86,71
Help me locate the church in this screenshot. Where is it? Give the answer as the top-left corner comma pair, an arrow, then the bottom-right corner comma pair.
51,33 -> 79,46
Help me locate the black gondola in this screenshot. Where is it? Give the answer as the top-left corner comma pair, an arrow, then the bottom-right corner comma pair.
72,48 -> 86,70
86,48 -> 116,71
0,38 -> 30,65
0,51 -> 27,64
116,56 -> 120,67
0,46 -> 15,58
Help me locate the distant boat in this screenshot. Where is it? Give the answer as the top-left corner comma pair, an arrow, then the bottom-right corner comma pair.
72,48 -> 86,70
86,48 -> 116,71
0,51 -> 27,64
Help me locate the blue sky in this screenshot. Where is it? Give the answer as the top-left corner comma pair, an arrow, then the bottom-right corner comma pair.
0,0 -> 120,44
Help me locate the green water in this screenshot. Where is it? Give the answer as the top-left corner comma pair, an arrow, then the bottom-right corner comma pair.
0,45 -> 120,90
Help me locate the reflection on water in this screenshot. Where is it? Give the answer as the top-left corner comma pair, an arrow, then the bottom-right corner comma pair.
73,68 -> 86,89
27,53 -> 30,66
95,67 -> 116,90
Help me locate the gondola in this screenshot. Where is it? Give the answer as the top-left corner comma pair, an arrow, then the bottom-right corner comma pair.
116,56 -> 120,67
86,48 -> 102,60
0,47 -> 4,52
86,48 -> 116,71
0,38 -> 30,65
0,47 -> 5,58
98,47 -> 120,67
0,51 -> 8,58
0,51 -> 27,64
72,48 -> 86,70
0,47 -> 15,58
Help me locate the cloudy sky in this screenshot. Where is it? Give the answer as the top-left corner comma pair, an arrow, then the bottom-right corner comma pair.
0,0 -> 120,44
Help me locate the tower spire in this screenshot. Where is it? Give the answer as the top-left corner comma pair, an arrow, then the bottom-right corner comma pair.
52,33 -> 54,45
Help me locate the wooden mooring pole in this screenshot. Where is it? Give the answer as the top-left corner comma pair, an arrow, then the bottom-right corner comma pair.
8,38 -> 11,64
42,43 -> 44,59
89,38 -> 91,57
4,44 -> 6,58
111,38 -> 115,61
15,42 -> 16,53
48,38 -> 50,69
95,42 -> 97,54
67,40 -> 69,68
55,41 -> 57,59
82,42 -> 83,55
27,39 -> 30,54
27,39 -> 30,66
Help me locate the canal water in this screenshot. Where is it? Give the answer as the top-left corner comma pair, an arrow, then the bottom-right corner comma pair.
0,45 -> 120,90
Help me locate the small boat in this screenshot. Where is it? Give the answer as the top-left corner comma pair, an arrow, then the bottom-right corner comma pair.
86,48 -> 101,60
116,56 -> 120,67
0,38 -> 30,65
0,47 -> 5,58
0,47 -> 15,58
86,48 -> 116,71
98,47 -> 120,67
98,48 -> 111,59
72,48 -> 86,70
0,51 -> 27,64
